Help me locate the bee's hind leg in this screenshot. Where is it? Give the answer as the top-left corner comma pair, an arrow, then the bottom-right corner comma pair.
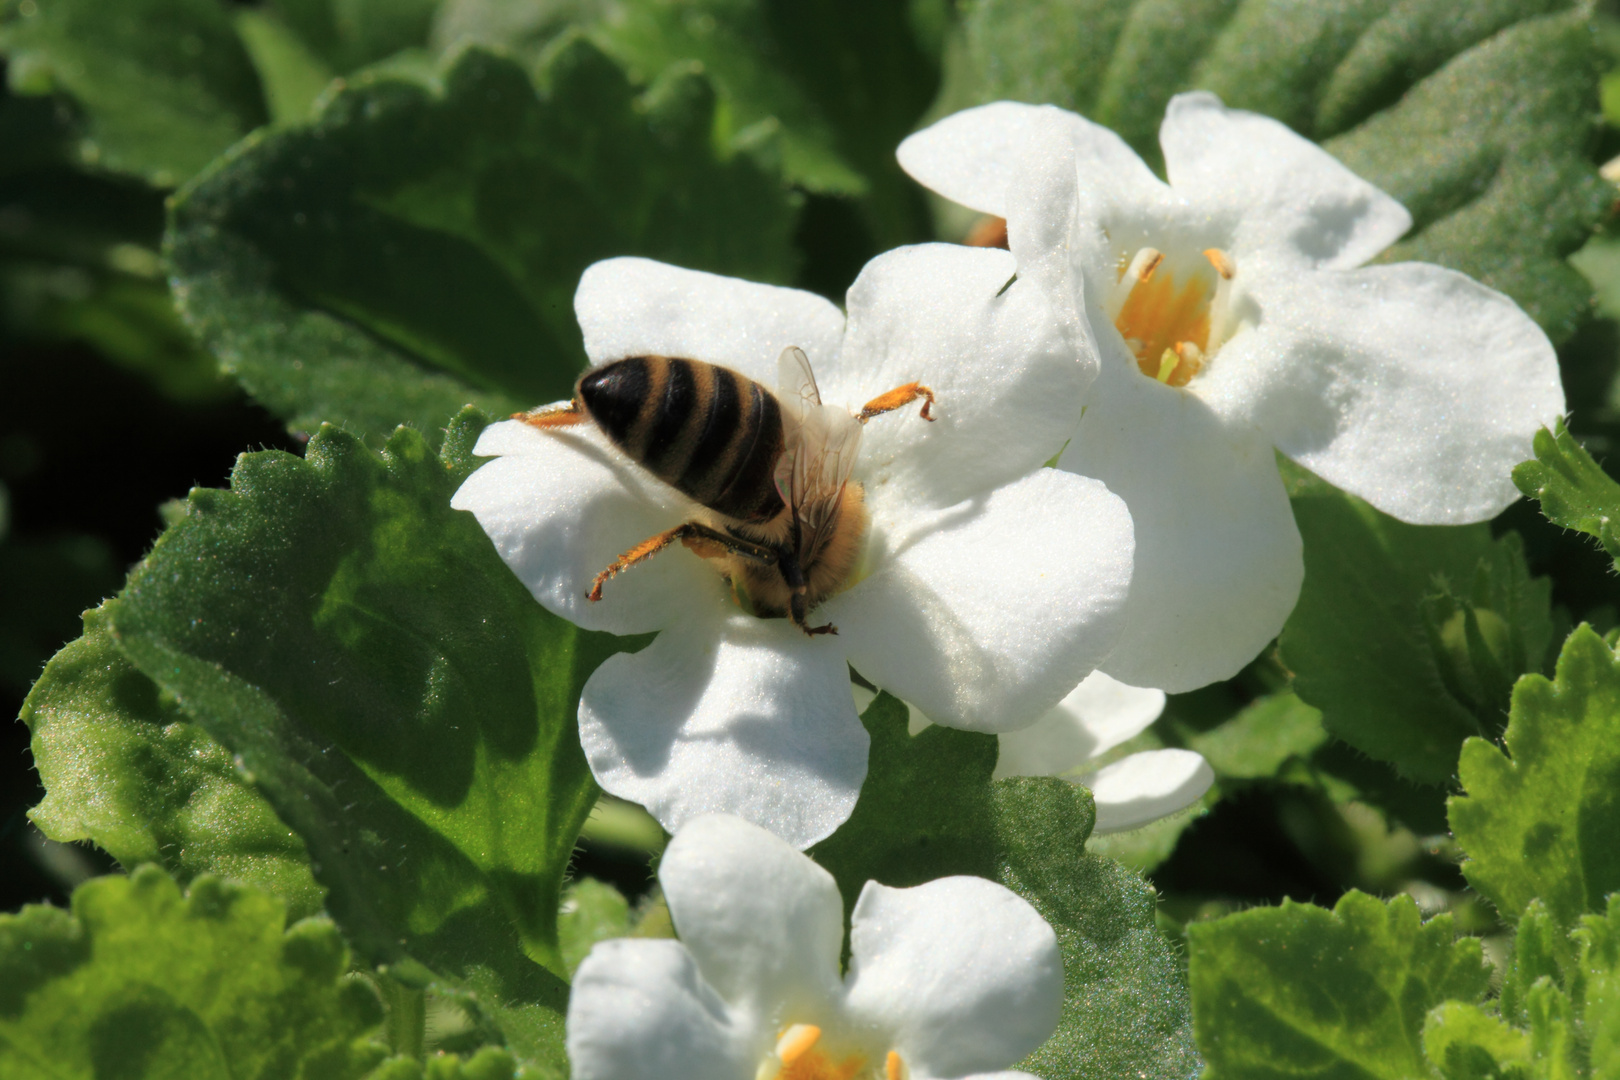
857,382 -> 936,423
514,400 -> 587,429
588,522 -> 777,602
789,591 -> 838,637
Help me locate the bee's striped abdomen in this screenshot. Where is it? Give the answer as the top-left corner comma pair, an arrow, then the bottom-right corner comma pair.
577,356 -> 785,522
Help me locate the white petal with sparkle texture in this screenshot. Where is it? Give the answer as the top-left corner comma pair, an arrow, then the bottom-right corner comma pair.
568,939 -> 750,1080
993,671 -> 1167,780
829,468 -> 1134,734
659,816 -> 844,1017
1198,261 -> 1564,525
844,877 -> 1063,1079
450,420 -> 723,635
830,243 -> 1089,512
1159,91 -> 1412,271
578,610 -> 867,849
575,256 -> 846,384
1060,364 -> 1302,693
1085,748 -> 1214,834
898,101 -> 1160,221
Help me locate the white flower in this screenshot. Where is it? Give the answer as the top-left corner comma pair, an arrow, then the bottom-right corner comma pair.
993,672 -> 1211,833
452,252 -> 1134,847
567,814 -> 1063,1080
899,93 -> 1565,692
858,671 -> 1212,833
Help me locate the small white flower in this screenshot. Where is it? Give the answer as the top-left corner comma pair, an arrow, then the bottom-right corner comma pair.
567,814 -> 1063,1080
859,671 -> 1212,833
453,252 -> 1134,847
899,93 -> 1565,692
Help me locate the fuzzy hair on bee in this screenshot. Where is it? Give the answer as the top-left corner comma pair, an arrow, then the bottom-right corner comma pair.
515,347 -> 935,635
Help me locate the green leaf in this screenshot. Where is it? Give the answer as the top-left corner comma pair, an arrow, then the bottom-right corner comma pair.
1187,891 -> 1491,1079
1185,691 -> 1329,781
166,40 -> 800,446
940,2 -> 1605,342
812,694 -> 1198,1080
234,8 -> 337,125
1514,421 -> 1620,573
1575,895 -> 1620,1075
0,0 -> 269,187
1279,483 -> 1555,785
21,603 -> 325,919
268,0 -> 441,75
104,409 -> 636,1070
1502,901 -> 1564,1026
557,878 -> 630,978
1422,1002 -> 1532,1080
1449,624 -> 1620,941
587,0 -> 868,196
0,865 -> 387,1080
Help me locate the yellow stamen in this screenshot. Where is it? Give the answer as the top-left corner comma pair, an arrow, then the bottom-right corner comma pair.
1112,246 -> 1220,388
1203,247 -> 1235,279
777,1025 -> 822,1066
886,1050 -> 905,1080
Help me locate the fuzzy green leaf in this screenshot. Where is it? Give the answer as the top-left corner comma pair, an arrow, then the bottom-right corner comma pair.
0,866 -> 386,1080
21,604 -> 324,918
557,878 -> 630,978
1188,891 -> 1492,1079
104,409 -> 635,1071
1422,1002 -> 1533,1080
1576,895 -> 1620,1075
1279,484 -> 1555,786
813,694 -> 1198,1080
940,1 -> 1604,342
1185,691 -> 1328,781
166,40 -> 799,446
1513,421 -> 1620,573
0,0 -> 268,187
1450,624 -> 1620,940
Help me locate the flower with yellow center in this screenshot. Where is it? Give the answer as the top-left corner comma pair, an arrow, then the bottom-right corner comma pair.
566,814 -> 1063,1080
899,93 -> 1565,692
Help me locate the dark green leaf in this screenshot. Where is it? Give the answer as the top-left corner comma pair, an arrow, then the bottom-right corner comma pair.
166,41 -> 800,446
0,0 -> 268,186
1187,891 -> 1491,1078
940,2 -> 1604,342
1514,421 -> 1620,572
105,409 -> 637,1070
1449,624 -> 1620,941
1279,483 -> 1555,785
234,8 -> 336,125
21,602 -> 325,919
812,694 -> 1198,1080
0,866 -> 387,1079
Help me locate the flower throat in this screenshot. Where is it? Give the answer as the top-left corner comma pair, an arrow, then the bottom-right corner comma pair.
1108,246 -> 1236,387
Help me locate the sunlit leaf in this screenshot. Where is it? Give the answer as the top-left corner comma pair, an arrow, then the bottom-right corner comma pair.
0,866 -> 386,1079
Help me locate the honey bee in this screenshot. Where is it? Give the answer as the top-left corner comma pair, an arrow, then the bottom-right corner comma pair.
515,347 -> 935,635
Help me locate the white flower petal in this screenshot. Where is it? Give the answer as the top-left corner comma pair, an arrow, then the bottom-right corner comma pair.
830,243 -> 1089,511
451,420 -> 722,634
567,938 -> 751,1080
1060,365 -> 1302,692
578,611 -> 867,848
1159,91 -> 1411,271
1082,748 -> 1214,834
844,877 -> 1062,1078
898,101 -> 1159,221
575,256 -> 846,385
1198,262 -> 1564,524
829,469 -> 1134,733
658,815 -> 845,1020
993,671 -> 1167,779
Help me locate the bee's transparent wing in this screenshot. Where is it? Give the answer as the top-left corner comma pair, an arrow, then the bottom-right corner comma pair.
777,345 -> 822,421
775,403 -> 862,562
